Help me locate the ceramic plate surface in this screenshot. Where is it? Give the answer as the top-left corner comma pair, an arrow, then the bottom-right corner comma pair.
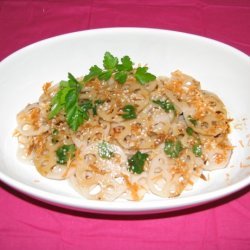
0,28 -> 249,214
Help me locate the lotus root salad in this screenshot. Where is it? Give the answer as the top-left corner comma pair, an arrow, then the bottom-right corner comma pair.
15,52 -> 233,201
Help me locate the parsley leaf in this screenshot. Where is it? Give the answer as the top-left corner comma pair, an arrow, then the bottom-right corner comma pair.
56,144 -> 76,164
152,99 -> 175,113
48,73 -> 80,119
68,72 -> 79,85
83,65 -> 102,82
98,70 -> 112,81
164,140 -> 183,158
65,89 -> 78,111
48,77 -> 80,119
121,105 -> 137,120
83,52 -> 155,85
103,52 -> 118,70
66,105 -> 85,131
134,67 -> 156,85
114,55 -> 133,83
117,55 -> 133,72
128,151 -> 148,174
49,73 -> 91,131
114,71 -> 128,84
48,87 -> 70,119
98,141 -> 114,159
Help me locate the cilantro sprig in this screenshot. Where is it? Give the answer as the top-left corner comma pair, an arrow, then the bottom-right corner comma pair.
84,52 -> 155,85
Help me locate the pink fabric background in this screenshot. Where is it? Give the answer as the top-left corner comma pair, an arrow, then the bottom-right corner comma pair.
0,1 -> 249,249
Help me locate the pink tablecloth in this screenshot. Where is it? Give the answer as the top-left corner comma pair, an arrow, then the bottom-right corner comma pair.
0,1 -> 249,249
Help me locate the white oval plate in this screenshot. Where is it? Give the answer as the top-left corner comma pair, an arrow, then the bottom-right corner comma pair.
0,28 -> 249,214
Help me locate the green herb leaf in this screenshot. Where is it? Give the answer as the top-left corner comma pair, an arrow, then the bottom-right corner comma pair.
164,140 -> 183,158
98,70 -> 112,81
67,100 -> 91,131
186,127 -> 194,136
49,73 -> 93,131
56,144 -> 76,164
117,56 -> 133,72
83,65 -> 102,82
49,84 -> 72,119
192,144 -> 202,157
68,72 -> 79,85
152,99 -> 175,113
115,55 -> 133,83
103,52 -> 118,70
66,105 -> 86,131
134,67 -> 156,85
98,141 -> 114,159
114,71 -> 128,84
48,92 -> 64,119
121,105 -> 137,120
59,80 -> 70,88
65,89 -> 78,112
84,52 -> 155,85
128,151 -> 148,174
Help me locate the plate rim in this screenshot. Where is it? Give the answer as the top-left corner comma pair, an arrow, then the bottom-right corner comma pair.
1,170 -> 249,213
0,27 -> 249,214
1,27 -> 250,64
